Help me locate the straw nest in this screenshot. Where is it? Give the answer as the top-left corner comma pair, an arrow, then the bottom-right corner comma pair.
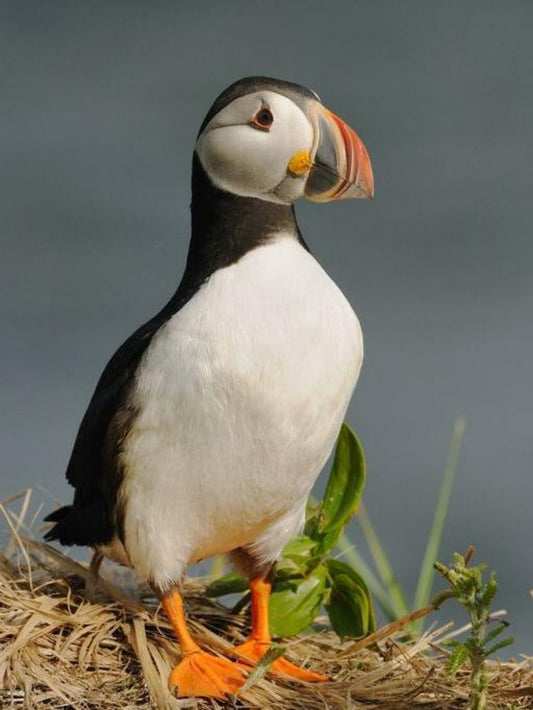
1,491 -> 531,709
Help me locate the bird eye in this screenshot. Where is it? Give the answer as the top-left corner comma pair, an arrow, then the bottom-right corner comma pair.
250,107 -> 274,131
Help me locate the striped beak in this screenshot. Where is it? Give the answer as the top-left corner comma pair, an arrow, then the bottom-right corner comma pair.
305,103 -> 374,202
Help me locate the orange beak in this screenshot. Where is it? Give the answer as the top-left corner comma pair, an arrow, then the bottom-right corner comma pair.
305,103 -> 374,202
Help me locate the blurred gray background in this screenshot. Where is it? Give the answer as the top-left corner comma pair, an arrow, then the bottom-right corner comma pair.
1,2 -> 531,654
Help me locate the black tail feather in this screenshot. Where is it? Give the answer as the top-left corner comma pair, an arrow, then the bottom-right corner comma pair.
43,501 -> 114,547
44,505 -> 72,524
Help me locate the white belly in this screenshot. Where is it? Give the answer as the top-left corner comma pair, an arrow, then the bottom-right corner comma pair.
120,235 -> 363,588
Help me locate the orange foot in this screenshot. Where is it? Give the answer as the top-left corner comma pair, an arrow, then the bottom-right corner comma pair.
234,639 -> 328,682
168,649 -> 247,699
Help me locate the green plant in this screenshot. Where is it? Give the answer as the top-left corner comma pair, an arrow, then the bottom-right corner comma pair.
207,424 -> 375,639
337,417 -> 466,626
433,546 -> 514,710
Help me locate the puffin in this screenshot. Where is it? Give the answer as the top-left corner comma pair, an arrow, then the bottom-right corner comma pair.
44,76 -> 374,699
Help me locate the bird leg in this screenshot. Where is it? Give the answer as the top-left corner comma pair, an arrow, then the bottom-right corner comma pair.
85,549 -> 104,602
234,577 -> 328,682
161,589 -> 246,699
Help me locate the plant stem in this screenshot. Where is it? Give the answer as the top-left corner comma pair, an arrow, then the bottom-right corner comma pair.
434,550 -> 512,710
469,596 -> 489,710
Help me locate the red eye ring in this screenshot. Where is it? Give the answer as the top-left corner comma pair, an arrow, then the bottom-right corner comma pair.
251,107 -> 274,131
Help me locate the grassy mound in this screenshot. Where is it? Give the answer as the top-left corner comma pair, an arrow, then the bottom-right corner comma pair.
1,491 -> 531,709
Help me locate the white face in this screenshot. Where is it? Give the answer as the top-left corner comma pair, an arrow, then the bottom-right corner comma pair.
196,91 -> 314,204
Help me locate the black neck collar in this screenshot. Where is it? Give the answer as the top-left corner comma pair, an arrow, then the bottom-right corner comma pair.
187,153 -> 304,270
162,155 -> 308,316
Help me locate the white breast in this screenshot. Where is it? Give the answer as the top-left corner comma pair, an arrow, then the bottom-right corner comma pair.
120,236 -> 363,589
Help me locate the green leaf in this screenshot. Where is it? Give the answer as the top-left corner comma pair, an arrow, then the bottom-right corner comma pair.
337,538 -> 398,621
240,644 -> 286,693
308,424 -> 365,553
205,573 -> 248,597
480,572 -> 498,607
273,558 -> 302,576
269,566 -> 327,637
446,643 -> 469,676
358,505 -> 410,618
453,552 -> 466,569
485,637 -> 514,657
325,559 -> 376,640
413,418 -> 465,614
431,588 -> 455,609
281,535 -> 317,564
319,424 -> 365,532
442,639 -> 462,648
304,499 -> 320,534
483,621 -> 506,645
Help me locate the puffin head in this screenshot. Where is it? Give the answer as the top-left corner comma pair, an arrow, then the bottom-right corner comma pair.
195,76 -> 374,206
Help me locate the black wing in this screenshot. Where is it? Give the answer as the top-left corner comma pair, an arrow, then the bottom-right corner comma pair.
44,313 -> 168,546
43,269 -> 206,548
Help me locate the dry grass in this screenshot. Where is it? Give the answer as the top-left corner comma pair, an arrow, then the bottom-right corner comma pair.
1,491 -> 531,710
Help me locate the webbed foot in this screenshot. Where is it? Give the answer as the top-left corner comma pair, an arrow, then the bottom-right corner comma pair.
168,649 -> 247,699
